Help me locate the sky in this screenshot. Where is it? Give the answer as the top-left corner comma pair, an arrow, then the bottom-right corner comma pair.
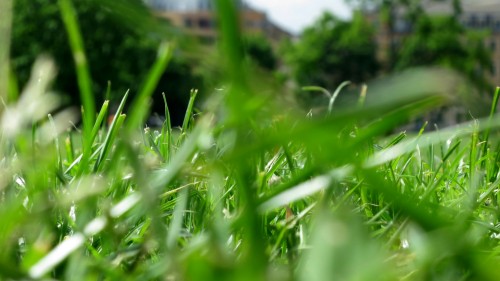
245,0 -> 353,34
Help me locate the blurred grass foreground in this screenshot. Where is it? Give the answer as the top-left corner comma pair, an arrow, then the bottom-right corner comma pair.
3,0 -> 500,280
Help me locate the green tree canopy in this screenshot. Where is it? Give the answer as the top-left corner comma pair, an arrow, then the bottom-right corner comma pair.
283,12 -> 379,91
11,0 -> 203,124
346,0 -> 493,94
396,15 -> 493,94
243,34 -> 277,71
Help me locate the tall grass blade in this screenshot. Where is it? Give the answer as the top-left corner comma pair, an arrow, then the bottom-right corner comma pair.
214,2 -> 269,277
358,84 -> 368,107
181,89 -> 198,133
90,100 -> 109,145
166,188 -> 188,249
366,113 -> 500,167
161,92 -> 172,162
302,86 -> 332,99
259,166 -> 354,212
127,42 -> 174,130
29,234 -> 86,279
329,81 -> 351,113
58,0 -> 96,138
0,0 -> 12,109
93,91 -> 128,172
48,114 -> 63,175
482,86 -> 500,156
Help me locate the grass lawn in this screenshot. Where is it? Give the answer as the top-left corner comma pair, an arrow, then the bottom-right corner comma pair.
2,1 -> 500,280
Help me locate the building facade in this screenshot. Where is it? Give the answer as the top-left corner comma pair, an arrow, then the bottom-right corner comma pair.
144,0 -> 291,43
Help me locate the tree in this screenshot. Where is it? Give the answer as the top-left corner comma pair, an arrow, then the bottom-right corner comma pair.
243,35 -> 277,71
283,12 -> 379,91
396,14 -> 493,94
346,0 -> 493,93
10,0 -> 203,124
346,0 -> 464,69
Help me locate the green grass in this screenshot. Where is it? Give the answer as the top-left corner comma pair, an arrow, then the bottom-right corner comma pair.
3,1 -> 500,281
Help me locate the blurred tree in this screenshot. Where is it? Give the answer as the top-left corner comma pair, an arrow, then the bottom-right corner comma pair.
346,0 -> 464,69
345,0 -> 493,94
11,0 -> 203,124
396,15 -> 493,93
243,35 -> 277,71
283,12 -> 379,91
345,0 -> 462,17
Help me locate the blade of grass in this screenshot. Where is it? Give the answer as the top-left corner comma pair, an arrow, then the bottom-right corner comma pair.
58,0 -> 95,139
93,91 -> 129,172
105,81 -> 111,101
329,81 -> 351,114
482,87 -> 500,158
144,127 -> 165,162
161,92 -> 172,162
0,0 -> 12,110
216,1 -> 265,266
48,114 -> 63,176
166,188 -> 188,249
64,134 -> 75,166
7,68 -> 19,103
90,100 -> 109,145
181,89 -> 198,133
215,0 -> 246,89
93,114 -> 125,172
302,86 -> 332,99
358,84 -> 368,108
126,42 -> 174,130
365,113 -> 500,168
258,166 -> 353,212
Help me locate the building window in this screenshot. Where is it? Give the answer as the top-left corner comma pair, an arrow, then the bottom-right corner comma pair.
485,15 -> 493,28
246,20 -> 264,29
199,18 -> 212,29
394,18 -> 410,33
469,14 -> 478,28
491,40 -> 496,51
184,18 -> 193,27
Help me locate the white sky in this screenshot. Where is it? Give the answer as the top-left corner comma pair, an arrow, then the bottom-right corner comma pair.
245,0 -> 352,34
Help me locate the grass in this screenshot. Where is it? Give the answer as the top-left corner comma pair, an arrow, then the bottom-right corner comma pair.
3,1 -> 500,280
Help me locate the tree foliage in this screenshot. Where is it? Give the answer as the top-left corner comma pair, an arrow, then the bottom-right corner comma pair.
346,0 -> 493,94
397,15 -> 493,93
243,35 -> 277,71
11,0 -> 202,124
283,12 -> 379,91
346,0 -> 462,16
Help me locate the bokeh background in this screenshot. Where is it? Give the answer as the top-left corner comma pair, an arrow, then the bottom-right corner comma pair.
9,0 -> 499,127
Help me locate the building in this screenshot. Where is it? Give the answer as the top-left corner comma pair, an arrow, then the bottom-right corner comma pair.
144,0 -> 291,44
368,0 -> 500,87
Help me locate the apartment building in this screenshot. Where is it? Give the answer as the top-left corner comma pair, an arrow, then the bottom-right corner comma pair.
144,0 -> 291,43
368,0 -> 500,87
